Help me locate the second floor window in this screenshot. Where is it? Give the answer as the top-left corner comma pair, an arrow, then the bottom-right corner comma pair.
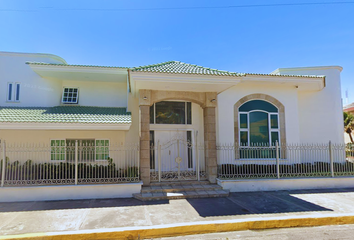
7,82 -> 20,102
62,87 -> 79,104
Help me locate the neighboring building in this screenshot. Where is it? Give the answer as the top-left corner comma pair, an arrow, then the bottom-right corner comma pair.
0,51 -> 344,187
343,102 -> 354,143
344,102 -> 354,114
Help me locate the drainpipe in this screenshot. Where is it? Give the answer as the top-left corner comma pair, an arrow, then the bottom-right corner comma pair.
127,69 -> 132,93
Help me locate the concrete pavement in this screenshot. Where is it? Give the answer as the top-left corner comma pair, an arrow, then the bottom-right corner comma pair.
1,188 -> 354,239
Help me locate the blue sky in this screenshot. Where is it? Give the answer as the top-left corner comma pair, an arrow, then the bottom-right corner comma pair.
1,0 -> 354,103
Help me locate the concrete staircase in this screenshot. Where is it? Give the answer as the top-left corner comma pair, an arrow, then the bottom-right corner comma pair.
133,181 -> 229,201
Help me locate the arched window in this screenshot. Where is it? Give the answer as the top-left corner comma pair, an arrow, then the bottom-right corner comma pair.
239,100 -> 280,146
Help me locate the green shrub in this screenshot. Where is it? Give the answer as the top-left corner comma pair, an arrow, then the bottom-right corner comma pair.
219,161 -> 354,178
0,157 -> 139,181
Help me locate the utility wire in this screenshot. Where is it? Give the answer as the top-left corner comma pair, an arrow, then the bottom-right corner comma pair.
1,1 -> 354,12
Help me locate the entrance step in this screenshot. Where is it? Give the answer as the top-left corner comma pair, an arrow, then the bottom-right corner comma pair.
149,180 -> 211,186
133,182 -> 229,201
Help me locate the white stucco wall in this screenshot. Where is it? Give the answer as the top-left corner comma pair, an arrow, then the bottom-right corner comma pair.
0,183 -> 142,202
61,80 -> 127,107
0,129 -> 126,144
0,52 -> 64,107
0,52 -> 128,108
125,92 -> 140,143
278,67 -> 343,144
217,66 -> 344,145
216,84 -> 300,144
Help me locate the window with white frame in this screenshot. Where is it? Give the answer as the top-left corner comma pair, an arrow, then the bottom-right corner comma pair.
238,100 -> 280,159
66,139 -> 95,161
7,82 -> 21,102
50,139 -> 110,161
50,140 -> 66,161
95,140 -> 110,161
62,87 -> 79,104
239,100 -> 280,147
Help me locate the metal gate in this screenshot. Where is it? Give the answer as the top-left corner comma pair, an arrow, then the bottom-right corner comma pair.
150,134 -> 206,182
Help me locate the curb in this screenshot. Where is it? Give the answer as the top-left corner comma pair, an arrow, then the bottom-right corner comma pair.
2,213 -> 354,240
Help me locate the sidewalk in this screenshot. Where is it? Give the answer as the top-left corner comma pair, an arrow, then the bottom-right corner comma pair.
1,188 -> 354,239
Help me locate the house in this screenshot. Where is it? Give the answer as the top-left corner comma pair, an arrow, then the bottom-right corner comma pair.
0,51 -> 345,201
343,102 -> 354,143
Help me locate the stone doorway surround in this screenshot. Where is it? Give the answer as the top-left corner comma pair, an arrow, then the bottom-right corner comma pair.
139,89 -> 218,185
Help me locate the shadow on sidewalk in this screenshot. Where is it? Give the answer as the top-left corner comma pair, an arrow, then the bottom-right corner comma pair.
187,189 -> 337,217
0,198 -> 169,213
0,188 -> 347,216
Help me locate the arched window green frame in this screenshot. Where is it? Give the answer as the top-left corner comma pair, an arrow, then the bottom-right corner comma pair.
239,100 -> 280,147
234,93 -> 286,159
234,94 -> 286,159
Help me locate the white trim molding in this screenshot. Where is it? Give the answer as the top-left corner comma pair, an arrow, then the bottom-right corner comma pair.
131,72 -> 325,95
0,123 -> 131,130
271,65 -> 343,74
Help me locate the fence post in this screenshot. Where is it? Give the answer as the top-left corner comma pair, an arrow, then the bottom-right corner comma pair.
158,140 -> 161,182
329,141 -> 334,177
276,140 -> 280,179
1,140 -> 6,187
75,140 -> 78,185
137,144 -> 140,180
196,132 -> 200,181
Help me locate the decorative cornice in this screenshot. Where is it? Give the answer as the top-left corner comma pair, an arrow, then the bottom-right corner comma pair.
28,63 -> 129,75
271,66 -> 343,74
131,71 -> 325,83
26,62 -> 129,70
131,72 -> 239,83
131,70 -> 324,80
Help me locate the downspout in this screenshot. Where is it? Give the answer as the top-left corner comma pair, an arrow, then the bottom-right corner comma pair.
126,69 -> 132,113
127,69 -> 132,93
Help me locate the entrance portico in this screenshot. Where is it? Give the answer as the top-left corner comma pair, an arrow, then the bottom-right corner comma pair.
139,89 -> 217,185
128,61 -> 254,186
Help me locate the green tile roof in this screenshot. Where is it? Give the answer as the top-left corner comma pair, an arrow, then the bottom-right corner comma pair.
131,61 -> 242,76
131,61 -> 323,78
0,106 -> 131,124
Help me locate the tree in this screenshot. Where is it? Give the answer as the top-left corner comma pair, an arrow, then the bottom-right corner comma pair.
344,111 -> 354,143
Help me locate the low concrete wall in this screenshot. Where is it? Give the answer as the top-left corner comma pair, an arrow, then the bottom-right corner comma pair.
0,182 -> 142,202
217,177 -> 354,192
